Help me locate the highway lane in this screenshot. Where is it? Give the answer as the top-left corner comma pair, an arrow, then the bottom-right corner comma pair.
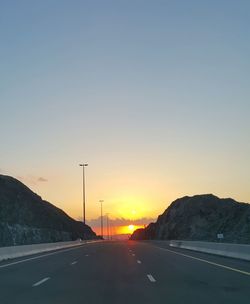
0,240 -> 250,304
0,241 -> 152,304
130,241 -> 250,303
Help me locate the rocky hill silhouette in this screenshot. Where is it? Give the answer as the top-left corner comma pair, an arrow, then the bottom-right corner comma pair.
0,175 -> 97,246
130,194 -> 250,244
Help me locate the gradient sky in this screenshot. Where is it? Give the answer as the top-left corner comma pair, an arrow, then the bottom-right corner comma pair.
1,1 -> 250,230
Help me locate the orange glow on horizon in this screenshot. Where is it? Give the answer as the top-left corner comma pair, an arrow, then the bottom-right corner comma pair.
117,224 -> 144,235
92,224 -> 145,236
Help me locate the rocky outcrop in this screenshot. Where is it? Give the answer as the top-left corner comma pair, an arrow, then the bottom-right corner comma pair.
0,175 -> 97,246
130,194 -> 250,244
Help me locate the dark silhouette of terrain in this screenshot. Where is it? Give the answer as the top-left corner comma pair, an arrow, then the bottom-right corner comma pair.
0,175 -> 97,246
130,194 -> 250,244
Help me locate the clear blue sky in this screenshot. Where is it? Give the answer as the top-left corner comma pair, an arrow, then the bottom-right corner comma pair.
0,0 -> 249,222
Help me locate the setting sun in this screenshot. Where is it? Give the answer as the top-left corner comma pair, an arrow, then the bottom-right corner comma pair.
128,225 -> 135,232
117,224 -> 145,235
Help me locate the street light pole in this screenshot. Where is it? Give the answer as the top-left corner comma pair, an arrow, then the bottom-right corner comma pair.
106,213 -> 110,240
99,200 -> 104,238
79,163 -> 88,224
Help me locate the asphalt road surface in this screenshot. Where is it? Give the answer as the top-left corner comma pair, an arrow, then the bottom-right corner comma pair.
1,240 -> 250,304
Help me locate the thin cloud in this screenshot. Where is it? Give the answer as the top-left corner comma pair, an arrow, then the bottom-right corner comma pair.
37,177 -> 48,182
87,216 -> 156,228
16,175 -> 48,185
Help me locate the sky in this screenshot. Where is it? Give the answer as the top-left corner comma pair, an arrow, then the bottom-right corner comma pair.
0,0 -> 250,234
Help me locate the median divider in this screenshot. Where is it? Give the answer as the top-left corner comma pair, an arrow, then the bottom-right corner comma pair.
169,240 -> 250,261
0,239 -> 101,262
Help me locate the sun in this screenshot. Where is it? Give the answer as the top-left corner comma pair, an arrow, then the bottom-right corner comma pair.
128,225 -> 135,233
117,224 -> 145,234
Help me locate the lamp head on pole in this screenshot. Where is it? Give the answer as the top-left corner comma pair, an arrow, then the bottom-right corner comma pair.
79,163 -> 88,167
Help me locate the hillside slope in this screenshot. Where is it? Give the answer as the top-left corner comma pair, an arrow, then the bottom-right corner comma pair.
130,194 -> 250,244
0,175 -> 97,246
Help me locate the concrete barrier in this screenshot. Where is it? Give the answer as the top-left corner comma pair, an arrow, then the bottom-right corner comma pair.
0,239 -> 100,262
169,240 -> 250,261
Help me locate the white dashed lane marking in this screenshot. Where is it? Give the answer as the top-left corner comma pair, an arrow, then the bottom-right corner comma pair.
32,277 -> 50,287
147,274 -> 156,283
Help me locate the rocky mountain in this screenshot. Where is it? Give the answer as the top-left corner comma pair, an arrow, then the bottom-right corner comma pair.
130,194 -> 250,244
0,174 -> 98,247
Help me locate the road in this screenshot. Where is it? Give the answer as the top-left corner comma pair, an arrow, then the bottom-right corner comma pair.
1,240 -> 250,304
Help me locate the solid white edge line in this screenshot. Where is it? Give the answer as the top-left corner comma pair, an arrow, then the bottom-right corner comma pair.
71,261 -> 77,265
32,277 -> 50,287
147,274 -> 156,282
0,241 -> 101,269
157,246 -> 250,276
